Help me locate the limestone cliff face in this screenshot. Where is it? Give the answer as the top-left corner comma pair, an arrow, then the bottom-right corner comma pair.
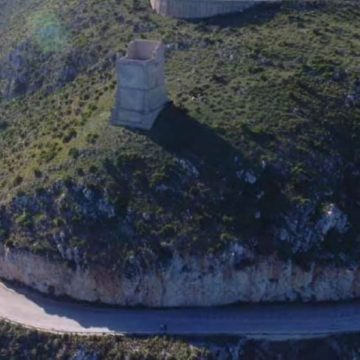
0,244 -> 359,306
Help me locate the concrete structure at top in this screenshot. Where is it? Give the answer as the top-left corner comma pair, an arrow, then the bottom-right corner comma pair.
111,40 -> 168,130
150,0 -> 280,19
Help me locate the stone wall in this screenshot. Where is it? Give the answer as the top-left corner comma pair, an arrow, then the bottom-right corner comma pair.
150,0 -> 279,19
1,244 -> 360,307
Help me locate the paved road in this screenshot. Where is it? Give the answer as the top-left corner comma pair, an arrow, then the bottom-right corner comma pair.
1,281 -> 360,339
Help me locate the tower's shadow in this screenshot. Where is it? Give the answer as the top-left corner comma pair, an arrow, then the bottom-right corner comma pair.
147,103 -> 240,175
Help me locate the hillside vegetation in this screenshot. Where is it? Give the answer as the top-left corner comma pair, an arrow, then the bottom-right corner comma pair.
0,0 -> 359,269
1,320 -> 360,360
0,321 -> 209,359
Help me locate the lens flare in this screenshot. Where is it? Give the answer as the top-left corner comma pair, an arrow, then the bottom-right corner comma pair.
28,11 -> 69,53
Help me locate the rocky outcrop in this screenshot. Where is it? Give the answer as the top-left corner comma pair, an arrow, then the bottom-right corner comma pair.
277,202 -> 350,254
1,243 -> 360,307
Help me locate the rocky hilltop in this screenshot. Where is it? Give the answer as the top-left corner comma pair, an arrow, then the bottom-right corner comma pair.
0,0 -> 359,305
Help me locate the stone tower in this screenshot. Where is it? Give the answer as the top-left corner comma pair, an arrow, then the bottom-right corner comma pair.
111,40 -> 168,130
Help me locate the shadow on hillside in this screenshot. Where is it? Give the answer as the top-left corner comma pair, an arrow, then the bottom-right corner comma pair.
191,2 -> 281,29
146,103 -> 241,175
